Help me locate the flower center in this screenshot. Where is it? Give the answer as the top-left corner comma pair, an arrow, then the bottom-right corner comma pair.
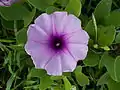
56,43 -> 60,47
49,35 -> 66,52
53,38 -> 62,50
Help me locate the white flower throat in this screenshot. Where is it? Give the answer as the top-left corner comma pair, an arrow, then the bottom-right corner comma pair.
56,43 -> 60,47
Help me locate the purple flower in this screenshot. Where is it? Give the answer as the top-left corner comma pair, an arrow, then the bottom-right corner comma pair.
0,0 -> 19,6
25,12 -> 89,76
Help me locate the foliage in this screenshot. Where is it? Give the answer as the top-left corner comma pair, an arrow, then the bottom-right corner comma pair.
0,0 -> 120,89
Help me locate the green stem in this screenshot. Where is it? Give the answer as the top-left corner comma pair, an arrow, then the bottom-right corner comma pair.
14,20 -> 17,38
12,81 -> 24,90
92,13 -> 98,43
0,39 -> 15,43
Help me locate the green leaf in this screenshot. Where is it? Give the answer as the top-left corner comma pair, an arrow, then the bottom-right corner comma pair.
63,77 -> 72,90
85,20 -> 96,39
81,0 -> 85,5
23,8 -> 36,27
115,32 -> 120,43
108,77 -> 120,90
84,50 -> 100,67
74,66 -> 82,73
65,0 -> 82,17
99,53 -> 106,69
97,72 -> 110,86
0,4 -> 29,20
24,80 -> 37,85
85,14 -> 98,41
100,53 -> 116,81
74,66 -> 89,86
27,68 -> 46,78
46,6 -> 60,14
50,76 -> 64,80
6,73 -> 16,90
16,51 -> 21,68
63,72 -> 71,76
57,0 -> 69,7
51,86 -> 64,90
98,25 -> 115,46
16,28 -> 27,44
100,53 -> 120,82
24,85 -> 39,89
114,56 -> 120,82
94,0 -> 112,23
1,17 -> 23,30
1,18 -> 14,29
27,0 -> 56,10
8,44 -> 24,51
80,14 -> 89,26
100,46 -> 110,51
76,73 -> 89,86
4,51 -> 12,66
71,86 -> 76,90
39,75 -> 53,90
104,10 -> 120,27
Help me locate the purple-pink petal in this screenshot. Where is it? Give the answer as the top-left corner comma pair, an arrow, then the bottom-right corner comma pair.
68,44 -> 88,60
60,50 -> 77,72
0,2 -> 5,6
62,14 -> 82,33
45,54 -> 62,75
0,0 -> 19,6
66,30 -> 89,44
25,43 -> 55,69
35,13 -> 53,35
51,12 -> 68,34
27,25 -> 48,42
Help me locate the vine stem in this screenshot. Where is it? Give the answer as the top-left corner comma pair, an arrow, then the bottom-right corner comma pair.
92,13 -> 98,43
14,20 -> 17,38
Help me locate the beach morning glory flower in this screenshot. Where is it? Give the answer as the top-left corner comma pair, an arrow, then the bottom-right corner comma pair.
0,0 -> 19,6
25,12 -> 89,76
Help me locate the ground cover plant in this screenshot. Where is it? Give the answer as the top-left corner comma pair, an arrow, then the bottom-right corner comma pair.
0,0 -> 120,90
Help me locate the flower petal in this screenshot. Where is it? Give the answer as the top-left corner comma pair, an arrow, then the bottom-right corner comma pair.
34,13 -> 52,35
25,43 -> 55,69
51,12 -> 67,34
25,24 -> 55,68
0,1 -> 10,6
60,50 -> 77,72
0,0 -> 19,6
67,44 -> 88,60
27,24 -> 48,42
0,2 -> 5,6
25,24 -> 49,55
45,54 -> 62,76
25,40 -> 41,55
63,14 -> 82,33
66,30 -> 89,44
